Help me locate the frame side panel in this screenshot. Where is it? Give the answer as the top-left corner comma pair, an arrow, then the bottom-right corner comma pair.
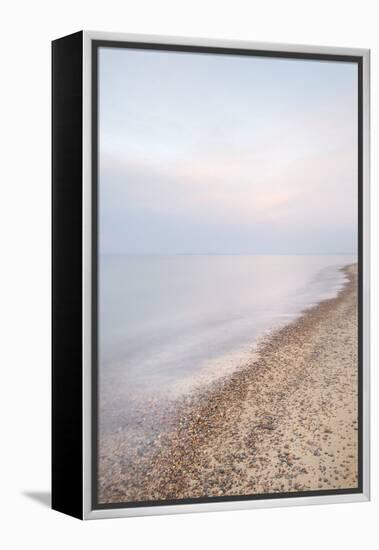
52,31 -> 83,519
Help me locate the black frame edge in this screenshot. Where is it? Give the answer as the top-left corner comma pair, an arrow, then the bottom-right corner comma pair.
52,30 -> 84,520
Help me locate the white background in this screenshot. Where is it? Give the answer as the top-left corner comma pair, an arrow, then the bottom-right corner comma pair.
0,0 -> 377,548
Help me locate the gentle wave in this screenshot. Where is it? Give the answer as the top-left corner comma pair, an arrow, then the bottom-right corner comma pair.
99,255 -> 355,402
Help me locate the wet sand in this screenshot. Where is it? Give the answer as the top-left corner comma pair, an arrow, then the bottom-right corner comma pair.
99,264 -> 358,503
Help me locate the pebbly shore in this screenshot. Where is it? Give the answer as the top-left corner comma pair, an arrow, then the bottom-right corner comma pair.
99,264 -> 358,503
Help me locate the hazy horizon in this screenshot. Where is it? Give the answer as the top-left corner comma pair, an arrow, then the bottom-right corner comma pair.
98,47 -> 358,255
100,252 -> 358,256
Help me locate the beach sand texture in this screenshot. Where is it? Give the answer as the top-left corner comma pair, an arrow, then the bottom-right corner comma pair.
99,264 -> 358,503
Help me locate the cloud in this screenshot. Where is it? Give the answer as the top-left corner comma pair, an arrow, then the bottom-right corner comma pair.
99,130 -> 356,230
98,48 -> 357,254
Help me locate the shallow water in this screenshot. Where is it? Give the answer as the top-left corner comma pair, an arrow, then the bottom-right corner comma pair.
99,254 -> 355,413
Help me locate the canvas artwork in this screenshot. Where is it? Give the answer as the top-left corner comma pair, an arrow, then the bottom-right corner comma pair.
52,32 -> 369,519
94,45 -> 361,506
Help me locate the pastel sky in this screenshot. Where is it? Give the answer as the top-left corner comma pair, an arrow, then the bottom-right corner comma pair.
98,47 -> 358,255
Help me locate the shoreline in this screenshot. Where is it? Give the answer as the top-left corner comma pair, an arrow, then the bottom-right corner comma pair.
99,263 -> 358,503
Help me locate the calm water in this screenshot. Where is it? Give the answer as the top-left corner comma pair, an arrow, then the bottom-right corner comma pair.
99,254 -> 355,405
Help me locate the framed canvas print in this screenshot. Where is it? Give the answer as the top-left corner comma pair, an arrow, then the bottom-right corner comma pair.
52,31 -> 370,519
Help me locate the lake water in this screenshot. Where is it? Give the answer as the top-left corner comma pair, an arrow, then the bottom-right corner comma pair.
99,254 -> 355,409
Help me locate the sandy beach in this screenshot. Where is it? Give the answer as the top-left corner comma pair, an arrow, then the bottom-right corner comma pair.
99,264 -> 358,503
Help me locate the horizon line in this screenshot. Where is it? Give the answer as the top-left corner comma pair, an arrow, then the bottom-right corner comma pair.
100,252 -> 357,257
